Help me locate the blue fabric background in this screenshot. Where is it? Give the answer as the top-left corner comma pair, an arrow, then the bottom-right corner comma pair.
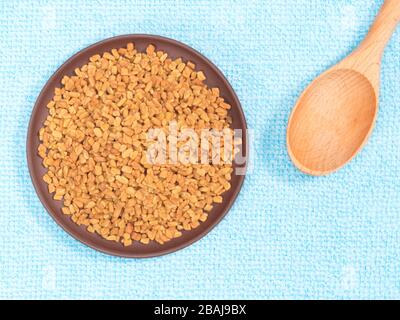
0,0 -> 399,299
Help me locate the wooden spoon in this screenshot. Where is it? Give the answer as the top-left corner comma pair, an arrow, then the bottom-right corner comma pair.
287,0 -> 400,176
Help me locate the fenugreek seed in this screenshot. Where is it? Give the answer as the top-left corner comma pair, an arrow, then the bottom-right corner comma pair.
85,201 -> 96,209
126,187 -> 135,196
55,188 -> 66,196
43,174 -> 52,184
121,148 -> 133,158
93,128 -> 102,137
197,71 -> 206,81
53,194 -> 63,201
146,45 -> 155,55
219,167 -> 232,175
89,54 -> 101,62
94,165 -> 102,175
130,150 -> 139,159
125,223 -> 133,234
61,207 -> 71,215
127,43 -> 134,51
53,131 -> 62,139
103,53 -> 114,62
222,181 -> 231,190
121,166 -> 132,173
123,238 -> 132,246
117,97 -> 126,107
182,67 -> 191,78
106,235 -> 117,241
115,175 -> 129,184
160,53 -> 168,62
131,232 -> 141,241
191,220 -> 200,228
110,167 -> 121,175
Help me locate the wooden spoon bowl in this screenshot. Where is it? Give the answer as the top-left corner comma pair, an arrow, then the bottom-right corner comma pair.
288,69 -> 377,175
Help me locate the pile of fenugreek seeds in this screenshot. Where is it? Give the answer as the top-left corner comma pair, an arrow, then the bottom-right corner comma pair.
38,43 -> 237,246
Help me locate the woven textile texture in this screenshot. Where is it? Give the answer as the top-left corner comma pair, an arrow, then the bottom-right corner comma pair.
0,0 -> 399,299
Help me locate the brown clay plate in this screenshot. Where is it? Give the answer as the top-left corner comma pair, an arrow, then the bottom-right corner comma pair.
27,34 -> 247,258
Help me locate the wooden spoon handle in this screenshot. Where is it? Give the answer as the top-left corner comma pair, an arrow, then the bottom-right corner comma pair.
357,0 -> 400,61
339,0 -> 400,90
